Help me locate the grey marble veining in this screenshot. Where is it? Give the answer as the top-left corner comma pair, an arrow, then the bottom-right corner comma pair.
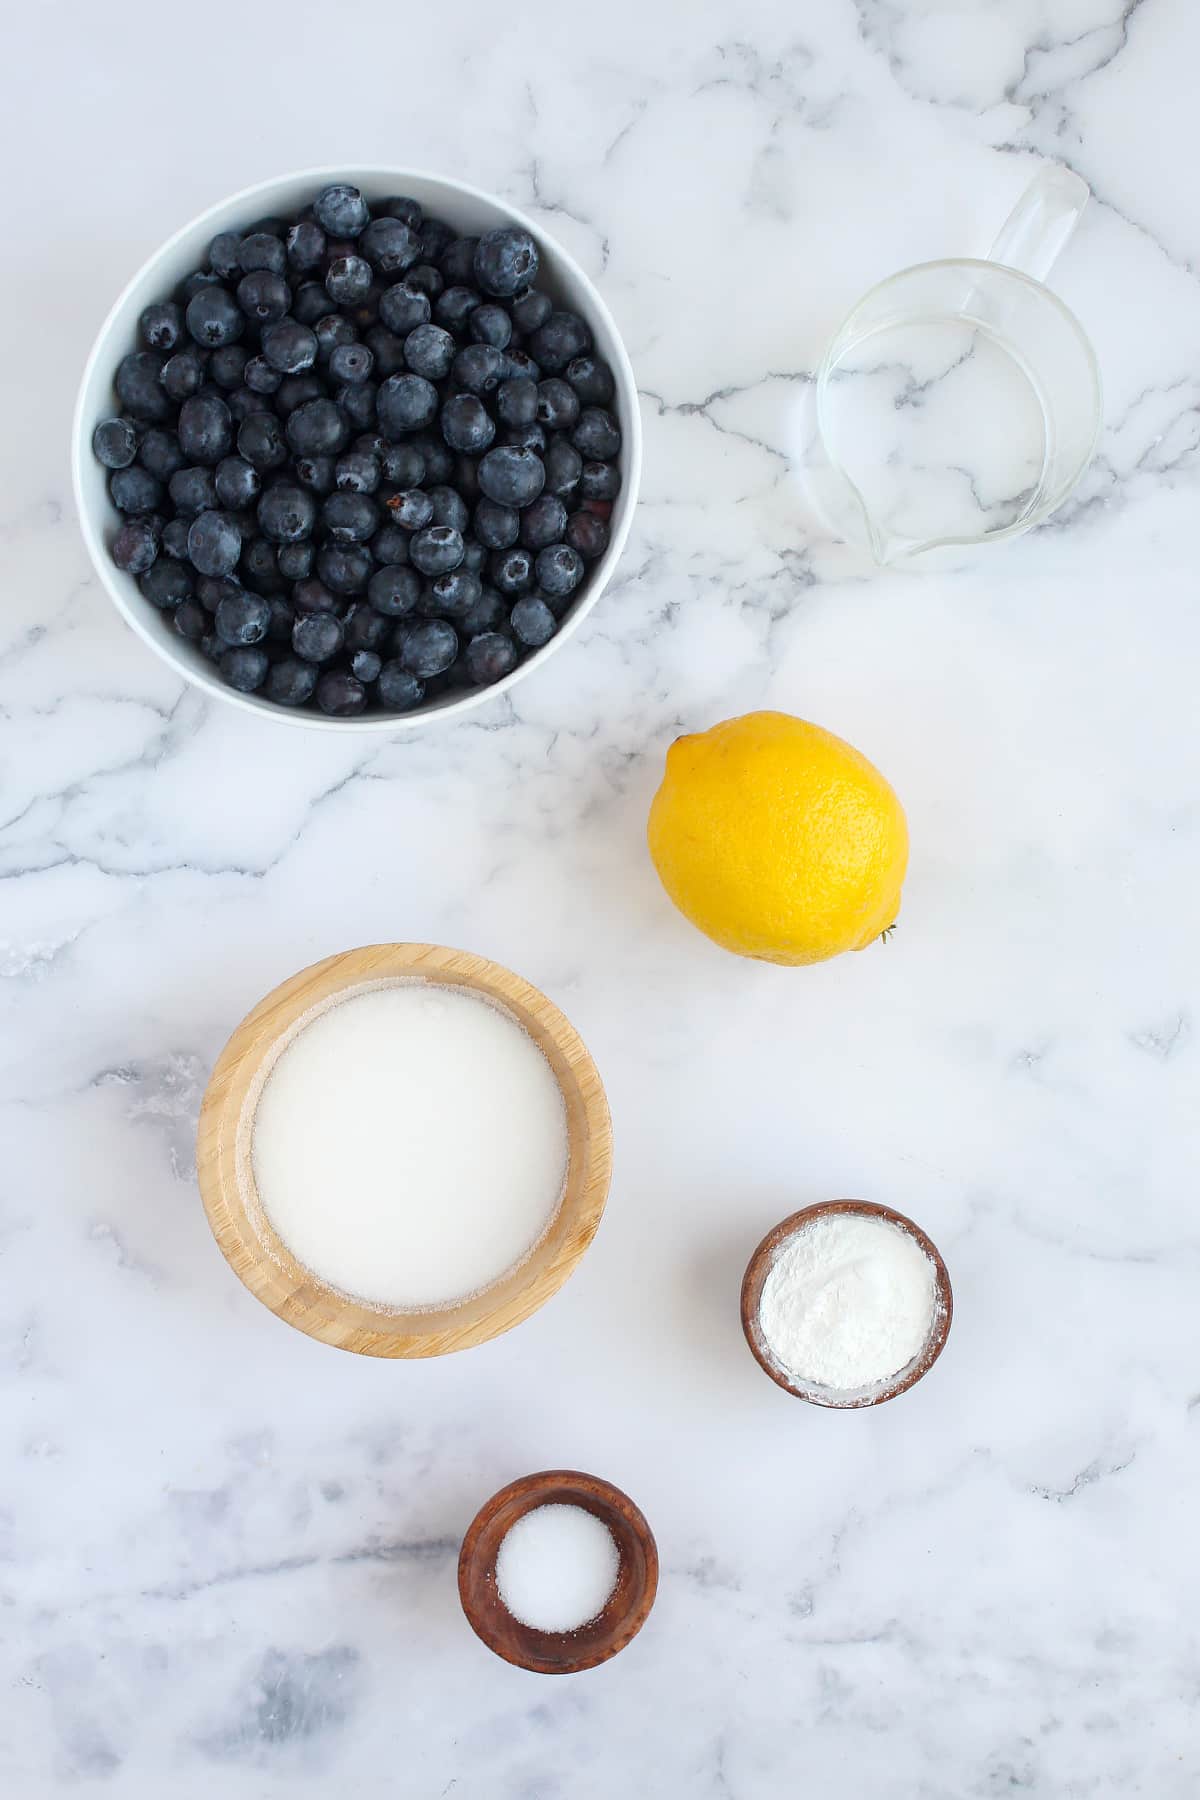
3,0 -> 1200,1793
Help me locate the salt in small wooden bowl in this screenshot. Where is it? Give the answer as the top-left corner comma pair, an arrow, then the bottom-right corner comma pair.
196,944 -> 612,1358
458,1470 -> 658,1674
740,1200 -> 953,1408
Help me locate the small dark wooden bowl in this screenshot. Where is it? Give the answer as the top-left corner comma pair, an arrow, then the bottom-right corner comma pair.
741,1199 -> 953,1408
458,1470 -> 658,1674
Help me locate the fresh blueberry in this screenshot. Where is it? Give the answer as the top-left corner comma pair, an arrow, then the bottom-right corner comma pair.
139,301 -> 183,352
162,517 -> 192,560
292,611 -> 344,662
510,289 -> 553,335
326,342 -> 372,386
263,595 -> 294,641
169,465 -> 217,515
403,324 -> 455,381
199,631 -> 223,661
580,459 -> 621,500
240,538 -> 284,593
474,227 -> 539,298
520,494 -> 567,550
490,546 -> 534,594
111,519 -> 159,575
371,522 -> 411,565
501,421 -> 546,454
440,394 -> 495,454
139,558 -> 193,609
285,219 -> 326,271
178,394 -> 233,464
322,491 -> 379,542
277,542 -> 314,583
137,429 -> 184,481
115,351 -> 170,422
294,453 -> 336,494
179,269 -> 223,302
452,344 -> 506,396
409,434 -> 453,484
262,319 -> 318,374
426,485 -> 471,532
418,218 -> 455,262
377,373 -> 438,437
216,588 -> 271,645
459,583 -> 505,636
497,377 -> 537,428
208,232 -> 242,279
441,236 -> 480,286
325,255 -> 372,306
377,661 -> 425,710
276,372 -> 325,416
342,602 -> 391,653
214,455 -> 261,511
286,398 -> 349,456
378,196 -> 423,227
469,304 -> 513,351
238,232 -> 287,276
196,574 -> 242,612
236,271 -> 291,326
266,656 -> 319,706
185,286 -> 244,348
566,354 -> 615,406
258,482 -> 317,543
464,630 -> 519,685
434,286 -> 481,333
426,568 -> 481,619
208,345 -> 249,390
349,648 -> 383,684
110,466 -> 162,514
93,417 -> 140,469
410,525 -> 464,576
291,280 -> 330,325
502,348 -> 541,384
460,535 -> 486,575
188,510 -> 242,577
405,261 -> 444,301
537,378 -> 580,431
316,669 -> 367,715
510,595 -> 557,647
161,346 -> 209,401
530,311 -> 590,372
401,619 -> 458,678
572,408 -> 621,460
335,381 -> 377,430
359,216 -> 422,274
386,488 -> 434,531
227,387 -> 270,424
172,596 -> 209,641
566,509 -> 610,559
293,577 -> 337,613
220,645 -> 270,691
474,499 -> 519,549
368,564 -> 421,616
317,542 -> 373,595
535,542 -> 584,598
237,411 -> 289,472
313,184 -> 369,239
335,449 -> 380,493
379,281 -> 431,336
477,446 -> 545,508
363,326 -> 407,378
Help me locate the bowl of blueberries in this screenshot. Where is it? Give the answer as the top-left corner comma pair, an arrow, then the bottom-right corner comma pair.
73,168 -> 639,727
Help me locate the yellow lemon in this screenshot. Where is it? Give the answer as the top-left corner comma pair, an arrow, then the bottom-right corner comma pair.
647,711 -> 909,966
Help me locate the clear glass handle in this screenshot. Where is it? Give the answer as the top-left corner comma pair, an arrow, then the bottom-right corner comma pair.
987,165 -> 1089,285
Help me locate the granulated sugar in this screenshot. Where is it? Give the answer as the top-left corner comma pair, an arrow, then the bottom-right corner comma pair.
757,1212 -> 936,1392
495,1504 -> 620,1633
251,982 -> 567,1309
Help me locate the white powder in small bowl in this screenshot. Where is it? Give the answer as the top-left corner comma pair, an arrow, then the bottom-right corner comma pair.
495,1503 -> 620,1633
757,1211 -> 937,1395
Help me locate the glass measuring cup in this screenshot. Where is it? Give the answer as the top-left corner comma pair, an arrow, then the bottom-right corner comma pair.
811,165 -> 1102,567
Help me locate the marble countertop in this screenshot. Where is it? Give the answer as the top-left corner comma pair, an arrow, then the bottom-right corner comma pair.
5,0 -> 1200,1793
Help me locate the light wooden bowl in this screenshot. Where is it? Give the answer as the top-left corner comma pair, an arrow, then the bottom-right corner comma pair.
196,944 -> 612,1357
458,1470 -> 658,1674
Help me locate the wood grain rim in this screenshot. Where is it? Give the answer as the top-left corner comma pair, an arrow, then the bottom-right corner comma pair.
740,1200 -> 953,1408
458,1470 -> 658,1674
196,944 -> 613,1358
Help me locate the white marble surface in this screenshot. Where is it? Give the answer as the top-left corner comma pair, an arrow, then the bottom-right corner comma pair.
4,0 -> 1200,1793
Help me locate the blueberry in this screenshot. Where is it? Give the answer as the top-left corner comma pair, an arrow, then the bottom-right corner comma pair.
111,519 -> 159,575
349,648 -> 382,684
377,373 -> 438,437
292,280 -> 330,325
139,301 -> 183,352
452,344 -> 506,396
241,538 -> 283,593
459,583 -> 505,636
161,348 -> 209,403
292,611 -> 344,662
178,394 -> 232,464
426,485 -> 471,532
294,453 -> 336,494
162,517 -> 192,559
403,324 -> 455,382
277,372 -> 325,416
316,669 -> 367,715
501,422 -> 546,454
197,574 -> 243,612
188,510 -> 242,577
379,281 -> 431,336
368,564 -> 421,616
179,269 -> 223,302
282,218 -> 325,273
173,596 -> 209,641
573,408 -> 621,460
220,645 -> 270,691
409,434 -> 453,483
371,522 -> 411,565
419,218 -> 455,261
531,311 -> 591,372
386,488 -> 434,531
266,656 -> 319,706
469,304 -> 513,351
216,588 -> 271,645
322,491 -> 379,542
510,595 -> 557,647
258,482 -> 317,543
286,398 -> 349,456
477,446 -> 545,508
335,449 -> 380,493
580,459 -> 621,500
326,342 -> 372,386
427,568 -> 481,619
139,558 -> 193,609
169,465 -> 217,515
325,255 -> 372,306
185,286 -> 244,348
440,393 -> 495,454
464,630 -> 519,685
110,466 -> 162,514
377,662 -> 425,710
227,387 -> 270,424
510,289 -> 553,334
490,546 -> 534,594
359,216 -> 422,274
262,319 -> 318,374
137,429 -> 184,481
441,236 -> 480,286
566,354 -> 615,406
237,411 -> 288,473
313,184 -> 369,238
92,417 -> 140,469
460,535 -> 487,574
208,232 -> 242,279
410,525 -> 464,576
214,455 -> 261,511
200,631 -> 223,660
535,542 -> 584,598
115,351 -> 169,422
335,381 -> 377,430
238,232 -> 287,276
434,286 -> 481,333
379,196 -> 423,227
293,577 -> 337,613
503,349 -> 542,383
401,619 -> 458,678
474,226 -> 539,298
497,377 -> 538,428
566,509 -> 610,560
209,345 -> 249,390
317,542 -> 373,595
363,325 -> 407,379
520,494 -> 568,550
343,602 -> 391,653
474,499 -> 519,549
277,543 -> 314,584
537,378 -> 580,431
236,271 -> 291,326
405,261 -> 444,301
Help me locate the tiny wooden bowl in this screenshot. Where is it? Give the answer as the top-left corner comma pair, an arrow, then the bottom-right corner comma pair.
196,944 -> 612,1358
741,1200 -> 953,1408
458,1470 -> 658,1674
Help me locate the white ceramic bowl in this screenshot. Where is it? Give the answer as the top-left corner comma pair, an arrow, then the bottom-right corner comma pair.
72,166 -> 641,731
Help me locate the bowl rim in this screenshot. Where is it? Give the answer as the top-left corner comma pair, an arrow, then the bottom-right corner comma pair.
740,1199 -> 953,1407
195,942 -> 613,1355
71,163 -> 642,732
